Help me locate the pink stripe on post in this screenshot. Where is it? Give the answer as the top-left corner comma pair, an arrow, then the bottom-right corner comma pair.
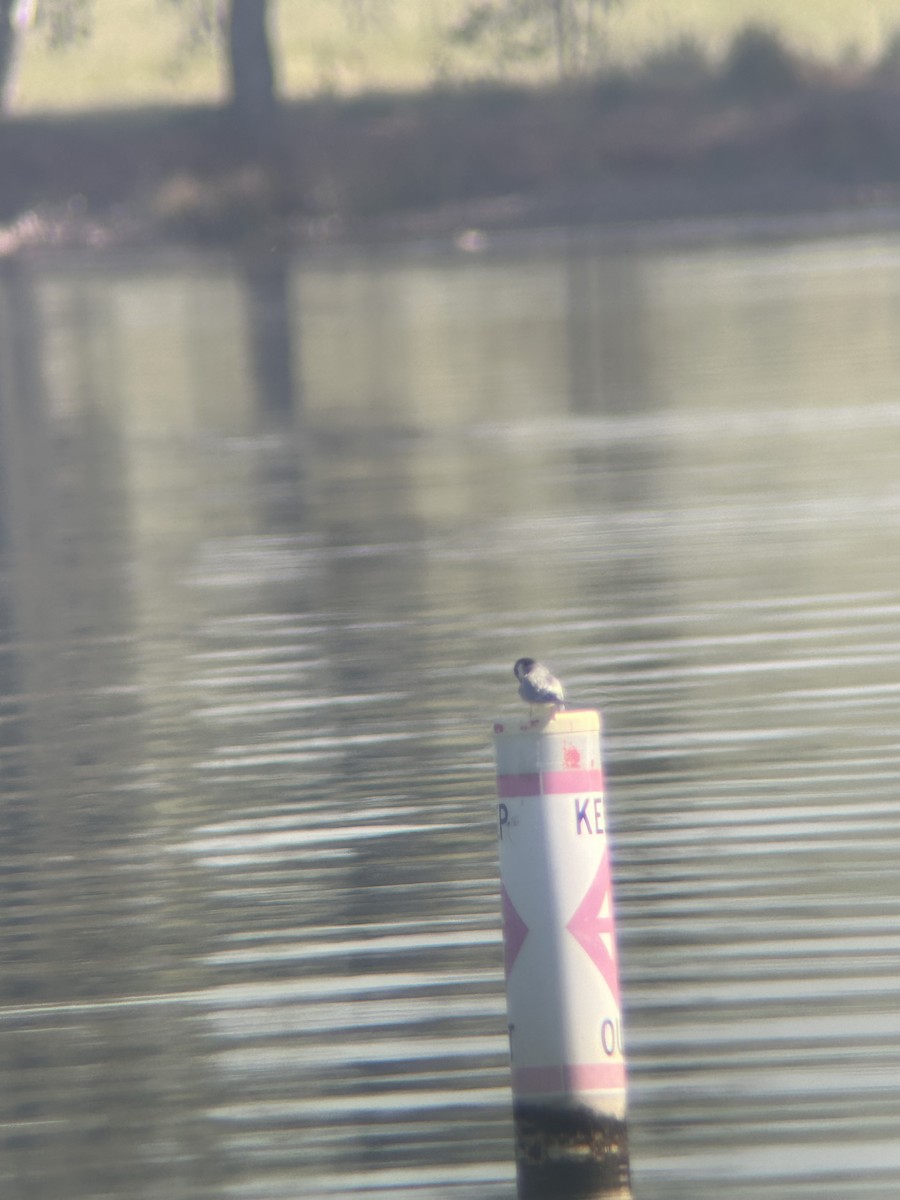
543,768 -> 604,794
512,1065 -> 564,1094
564,1062 -> 627,1091
496,768 -> 604,798
497,773 -> 541,797
512,1061 -> 626,1095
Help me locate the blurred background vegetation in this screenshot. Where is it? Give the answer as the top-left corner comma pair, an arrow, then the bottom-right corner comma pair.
5,0 -> 900,245
11,0 -> 900,109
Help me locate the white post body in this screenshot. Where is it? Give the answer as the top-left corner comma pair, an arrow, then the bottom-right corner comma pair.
493,709 -> 631,1199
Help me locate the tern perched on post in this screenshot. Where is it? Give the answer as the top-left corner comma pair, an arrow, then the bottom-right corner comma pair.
513,657 -> 565,715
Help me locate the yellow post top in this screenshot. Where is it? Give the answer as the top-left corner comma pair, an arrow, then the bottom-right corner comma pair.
492,708 -> 601,738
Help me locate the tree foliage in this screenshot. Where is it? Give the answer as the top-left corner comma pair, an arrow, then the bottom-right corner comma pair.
159,0 -> 220,56
20,0 -> 279,122
34,0 -> 219,48
32,0 -> 89,47
450,0 -> 626,79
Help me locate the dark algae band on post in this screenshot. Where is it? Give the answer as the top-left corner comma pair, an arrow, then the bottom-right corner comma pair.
515,1102 -> 632,1200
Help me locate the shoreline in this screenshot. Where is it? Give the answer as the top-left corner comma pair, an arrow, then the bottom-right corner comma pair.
4,80 -> 900,258
5,181 -> 900,262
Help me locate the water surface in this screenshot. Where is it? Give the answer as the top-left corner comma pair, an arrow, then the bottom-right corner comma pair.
2,232 -> 900,1199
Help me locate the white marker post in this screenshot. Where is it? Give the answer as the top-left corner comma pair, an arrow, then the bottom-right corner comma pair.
492,709 -> 632,1200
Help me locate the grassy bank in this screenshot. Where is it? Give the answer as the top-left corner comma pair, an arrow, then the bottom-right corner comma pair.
6,28 -> 900,251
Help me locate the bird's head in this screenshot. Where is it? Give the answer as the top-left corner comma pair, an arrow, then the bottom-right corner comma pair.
513,657 -> 536,680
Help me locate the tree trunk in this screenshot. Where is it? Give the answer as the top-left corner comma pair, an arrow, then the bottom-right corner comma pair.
222,0 -> 279,130
0,0 -> 32,114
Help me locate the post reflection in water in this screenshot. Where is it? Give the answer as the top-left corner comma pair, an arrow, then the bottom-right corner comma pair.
1,234 -> 900,1199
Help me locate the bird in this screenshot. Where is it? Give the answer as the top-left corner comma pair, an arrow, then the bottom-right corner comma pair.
513,657 -> 565,714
